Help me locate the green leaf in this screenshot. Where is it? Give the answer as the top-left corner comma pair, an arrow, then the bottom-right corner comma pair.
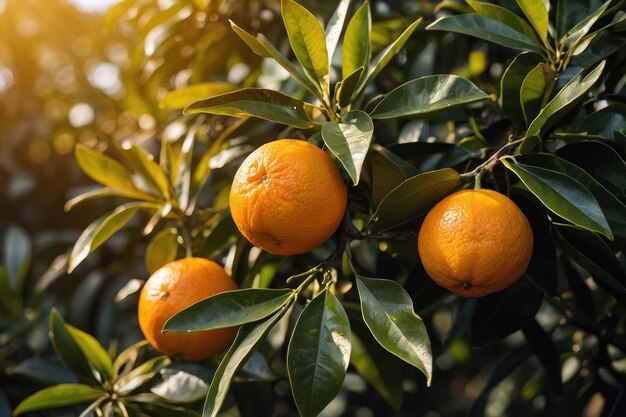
359,17 -> 422,93
342,1 -> 371,79
118,143 -> 172,199
117,356 -> 171,395
501,156 -> 613,239
526,61 -> 605,137
11,359 -> 77,385
520,63 -> 547,125
514,0 -> 549,45
204,307 -> 288,417
355,274 -> 432,385
64,324 -> 114,381
184,88 -> 315,129
350,322 -> 403,411
200,212 -> 237,258
321,110 -> 373,185
470,276 -> 544,346
556,141 -> 626,201
64,187 -> 156,212
229,21 -> 321,98
370,75 -> 489,119
561,0 -> 612,50
576,104 -> 626,139
3,226 -> 30,293
151,369 -> 209,404
281,0 -> 329,87
165,288 -> 294,332
367,146 -> 408,209
514,153 -> 626,235
160,83 -> 239,109
13,384 -> 103,416
556,0 -> 603,37
49,309 -> 99,384
426,14 -> 545,55
500,53 -> 542,124
145,228 -> 179,274
325,0 -> 351,63
555,226 -> 626,297
368,168 -> 460,233
337,66 -> 364,109
287,289 -> 351,417
468,346 -> 532,417
465,0 -> 542,44
75,145 -> 138,192
68,203 -> 146,273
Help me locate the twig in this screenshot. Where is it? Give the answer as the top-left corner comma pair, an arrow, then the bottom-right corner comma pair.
460,137 -> 525,180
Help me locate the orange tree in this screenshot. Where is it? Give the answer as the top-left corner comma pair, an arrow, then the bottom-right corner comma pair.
4,0 -> 626,416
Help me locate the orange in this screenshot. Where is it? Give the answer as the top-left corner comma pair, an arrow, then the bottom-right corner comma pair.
138,258 -> 238,360
417,189 -> 533,297
229,139 -> 348,255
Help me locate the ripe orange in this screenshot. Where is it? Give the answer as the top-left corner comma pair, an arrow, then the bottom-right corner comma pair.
229,139 -> 348,255
138,258 -> 238,361
417,189 -> 533,297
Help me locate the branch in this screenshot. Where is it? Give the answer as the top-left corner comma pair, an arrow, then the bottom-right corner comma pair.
460,137 -> 525,180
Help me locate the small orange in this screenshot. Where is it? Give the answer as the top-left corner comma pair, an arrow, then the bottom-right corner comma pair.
138,258 -> 238,360
229,139 -> 347,255
417,189 -> 533,297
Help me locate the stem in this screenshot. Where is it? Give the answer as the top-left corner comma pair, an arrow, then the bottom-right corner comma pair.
474,172 -> 483,190
460,137 -> 524,180
324,209 -> 364,271
178,223 -> 194,257
286,265 -> 322,284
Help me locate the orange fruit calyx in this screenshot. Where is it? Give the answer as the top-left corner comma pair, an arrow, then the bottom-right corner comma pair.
417,189 -> 534,298
229,139 -> 348,256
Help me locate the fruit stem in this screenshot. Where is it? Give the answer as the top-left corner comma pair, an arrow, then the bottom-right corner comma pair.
178,223 -> 194,257
474,172 -> 482,190
460,137 -> 524,181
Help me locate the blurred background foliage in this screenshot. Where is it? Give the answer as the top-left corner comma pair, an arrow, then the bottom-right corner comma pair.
0,0 -> 625,416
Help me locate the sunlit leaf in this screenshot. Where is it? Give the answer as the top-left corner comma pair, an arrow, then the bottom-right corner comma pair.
145,228 -> 179,274
281,0 -> 329,87
427,14 -> 545,54
370,75 -> 489,119
164,288 -> 294,332
75,145 -> 138,192
526,61 -> 605,137
355,273 -> 432,385
321,110 -> 373,185
342,1 -> 371,79
184,88 -> 316,129
64,187 -> 156,212
325,0 -> 351,64
13,384 -> 103,416
466,0 -> 542,44
64,324 -> 114,381
151,369 -> 209,404
360,18 -> 422,92
160,83 -> 238,109
514,0 -> 549,45
118,143 -> 172,199
68,203 -> 149,273
229,21 -> 321,97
